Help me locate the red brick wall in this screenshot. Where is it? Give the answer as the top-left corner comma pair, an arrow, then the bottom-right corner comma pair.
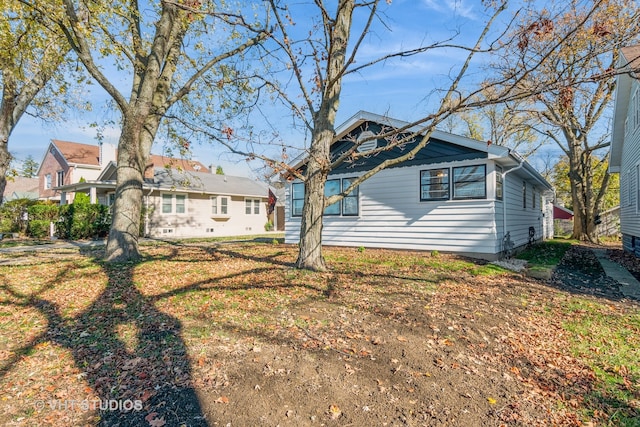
38,146 -> 71,200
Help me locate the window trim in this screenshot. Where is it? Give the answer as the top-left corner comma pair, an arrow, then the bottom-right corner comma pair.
56,170 -> 65,187
523,181 -> 527,209
420,168 -> 450,201
44,174 -> 52,190
452,164 -> 487,200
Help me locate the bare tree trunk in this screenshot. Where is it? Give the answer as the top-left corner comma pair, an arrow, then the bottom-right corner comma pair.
294,0 -> 355,270
0,131 -> 11,201
104,115 -> 154,261
296,129 -> 332,271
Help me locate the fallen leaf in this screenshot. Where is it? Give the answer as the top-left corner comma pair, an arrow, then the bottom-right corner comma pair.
397,336 -> 407,342
329,404 -> 342,419
215,396 -> 229,404
487,397 -> 497,405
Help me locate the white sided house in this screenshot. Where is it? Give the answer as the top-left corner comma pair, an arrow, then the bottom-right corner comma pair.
610,45 -> 640,254
285,111 -> 554,260
56,162 -> 271,239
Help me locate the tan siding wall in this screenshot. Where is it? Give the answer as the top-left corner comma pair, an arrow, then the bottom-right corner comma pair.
146,192 -> 268,238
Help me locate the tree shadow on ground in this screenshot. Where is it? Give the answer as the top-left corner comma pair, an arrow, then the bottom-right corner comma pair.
0,257 -> 209,427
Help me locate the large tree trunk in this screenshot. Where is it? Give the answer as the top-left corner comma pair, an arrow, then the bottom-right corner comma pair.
295,129 -> 333,271
295,0 -> 354,270
104,115 -> 154,262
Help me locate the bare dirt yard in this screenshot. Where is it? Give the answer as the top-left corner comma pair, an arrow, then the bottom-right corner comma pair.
0,241 -> 638,426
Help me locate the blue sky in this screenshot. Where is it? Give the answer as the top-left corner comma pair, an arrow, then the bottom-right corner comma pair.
9,0 -> 563,177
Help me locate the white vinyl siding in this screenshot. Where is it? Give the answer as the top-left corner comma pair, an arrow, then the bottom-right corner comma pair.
286,163 -> 500,257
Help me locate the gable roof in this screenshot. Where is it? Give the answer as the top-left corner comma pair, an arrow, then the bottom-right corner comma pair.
610,45 -> 640,172
52,140 -> 101,166
295,110 -> 551,191
2,177 -> 39,202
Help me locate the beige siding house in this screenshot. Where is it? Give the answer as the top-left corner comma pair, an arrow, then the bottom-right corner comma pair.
57,162 -> 271,239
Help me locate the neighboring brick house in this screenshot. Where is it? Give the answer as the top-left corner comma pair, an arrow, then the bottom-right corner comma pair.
37,140 -> 109,202
36,140 -> 209,203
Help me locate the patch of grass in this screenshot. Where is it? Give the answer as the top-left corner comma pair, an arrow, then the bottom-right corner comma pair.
516,239 -> 574,269
0,239 -> 54,248
560,297 -> 640,423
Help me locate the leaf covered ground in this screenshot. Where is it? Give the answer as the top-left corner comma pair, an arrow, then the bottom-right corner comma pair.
0,241 -> 638,426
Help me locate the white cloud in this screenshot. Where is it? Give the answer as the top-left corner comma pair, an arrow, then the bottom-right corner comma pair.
421,0 -> 478,20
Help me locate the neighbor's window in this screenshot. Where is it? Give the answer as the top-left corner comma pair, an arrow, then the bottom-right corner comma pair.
291,182 -> 304,217
162,194 -> 173,213
324,179 -> 341,215
44,174 -> 52,189
522,182 -> 527,208
56,171 -> 64,186
495,166 -> 503,201
341,177 -> 359,216
212,196 -> 229,215
420,168 -> 449,201
175,194 -> 186,214
245,198 -> 261,215
452,165 -> 486,199
162,193 -> 186,214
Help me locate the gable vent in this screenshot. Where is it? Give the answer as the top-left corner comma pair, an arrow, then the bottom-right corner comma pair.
356,131 -> 378,153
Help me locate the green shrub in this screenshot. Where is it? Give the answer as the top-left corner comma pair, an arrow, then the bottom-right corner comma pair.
27,220 -> 50,239
27,202 -> 58,221
0,199 -> 38,233
57,203 -> 110,239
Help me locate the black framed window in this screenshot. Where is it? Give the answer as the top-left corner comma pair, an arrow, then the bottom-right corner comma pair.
324,179 -> 341,215
420,168 -> 449,201
291,183 -> 304,217
342,177 -> 359,216
452,165 -> 486,199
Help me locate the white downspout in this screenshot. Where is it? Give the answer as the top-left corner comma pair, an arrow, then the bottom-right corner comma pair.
501,156 -> 525,251
144,188 -> 153,237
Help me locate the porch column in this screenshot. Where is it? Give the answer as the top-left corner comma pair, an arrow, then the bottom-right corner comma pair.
90,187 -> 97,204
60,191 -> 67,205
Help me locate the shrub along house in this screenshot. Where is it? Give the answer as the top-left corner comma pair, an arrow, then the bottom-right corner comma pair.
285,111 -> 554,260
610,45 -> 640,255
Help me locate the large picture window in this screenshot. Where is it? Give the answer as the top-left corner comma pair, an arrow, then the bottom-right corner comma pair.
420,168 -> 449,201
452,165 -> 486,199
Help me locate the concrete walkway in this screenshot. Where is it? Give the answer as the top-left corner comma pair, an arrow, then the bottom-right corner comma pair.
592,248 -> 640,300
